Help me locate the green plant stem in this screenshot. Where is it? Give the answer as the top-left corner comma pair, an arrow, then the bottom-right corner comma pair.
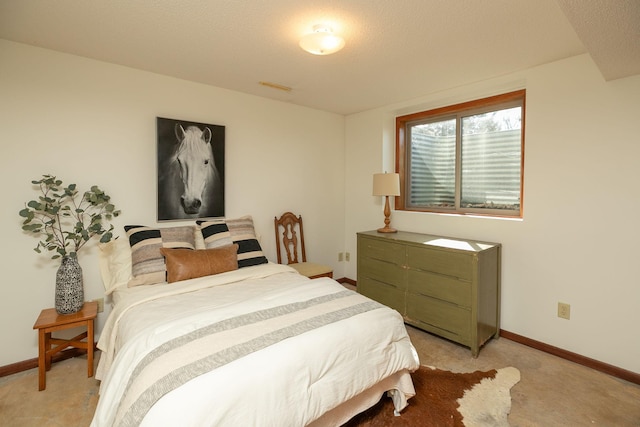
43,184 -> 68,253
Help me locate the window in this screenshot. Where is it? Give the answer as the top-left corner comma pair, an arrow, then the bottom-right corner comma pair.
396,90 -> 524,218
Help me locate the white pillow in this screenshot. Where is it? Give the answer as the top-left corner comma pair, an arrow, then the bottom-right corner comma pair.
97,238 -> 133,295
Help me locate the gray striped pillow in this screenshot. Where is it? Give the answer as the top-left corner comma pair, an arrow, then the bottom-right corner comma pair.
125,225 -> 196,286
197,216 -> 268,268
196,219 -> 232,249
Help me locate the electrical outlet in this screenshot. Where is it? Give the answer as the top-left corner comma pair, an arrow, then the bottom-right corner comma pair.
93,298 -> 104,313
345,252 -> 350,262
338,252 -> 344,262
557,302 -> 570,320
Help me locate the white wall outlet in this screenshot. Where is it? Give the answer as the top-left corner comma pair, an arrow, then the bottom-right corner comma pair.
93,298 -> 104,313
557,302 -> 570,320
345,252 -> 350,262
338,252 -> 344,262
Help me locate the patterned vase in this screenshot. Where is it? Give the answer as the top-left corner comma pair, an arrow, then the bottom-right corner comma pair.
55,256 -> 84,314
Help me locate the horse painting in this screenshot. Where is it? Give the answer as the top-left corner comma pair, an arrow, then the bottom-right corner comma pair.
157,118 -> 225,220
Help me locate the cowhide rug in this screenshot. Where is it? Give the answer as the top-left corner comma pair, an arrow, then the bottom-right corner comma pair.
344,366 -> 521,427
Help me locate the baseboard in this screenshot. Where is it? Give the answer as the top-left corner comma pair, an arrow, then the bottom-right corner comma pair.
500,329 -> 640,385
342,278 -> 639,385
0,348 -> 87,378
4,318 -> 636,387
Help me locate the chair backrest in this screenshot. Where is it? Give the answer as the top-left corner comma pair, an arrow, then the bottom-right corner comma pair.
274,212 -> 307,265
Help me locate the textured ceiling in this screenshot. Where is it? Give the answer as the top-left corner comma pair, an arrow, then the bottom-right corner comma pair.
556,0 -> 640,81
1,0 -> 637,115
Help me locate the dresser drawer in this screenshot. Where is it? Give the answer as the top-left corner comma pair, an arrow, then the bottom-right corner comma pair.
407,270 -> 471,307
407,246 -> 472,280
406,295 -> 470,342
359,237 -> 405,266
358,257 -> 404,288
358,277 -> 405,314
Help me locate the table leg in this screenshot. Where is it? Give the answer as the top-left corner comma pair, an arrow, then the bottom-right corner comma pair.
87,319 -> 94,378
44,332 -> 52,371
38,329 -> 46,391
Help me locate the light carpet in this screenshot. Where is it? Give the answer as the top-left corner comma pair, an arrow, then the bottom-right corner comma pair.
0,356 -> 520,426
344,366 -> 520,427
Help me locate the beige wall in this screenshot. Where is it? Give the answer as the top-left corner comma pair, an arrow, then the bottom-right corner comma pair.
0,40 -> 345,366
345,54 -> 640,373
3,38 -> 639,376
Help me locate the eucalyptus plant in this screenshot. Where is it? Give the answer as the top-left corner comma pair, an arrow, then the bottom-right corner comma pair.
19,174 -> 121,259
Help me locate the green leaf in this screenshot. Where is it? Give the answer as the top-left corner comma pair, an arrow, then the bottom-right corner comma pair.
88,222 -> 101,232
27,200 -> 42,210
20,176 -> 120,260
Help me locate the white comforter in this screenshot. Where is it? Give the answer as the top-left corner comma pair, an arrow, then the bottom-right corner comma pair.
91,263 -> 419,427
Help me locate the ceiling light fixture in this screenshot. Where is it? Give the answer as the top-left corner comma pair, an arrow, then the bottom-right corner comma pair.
299,24 -> 345,55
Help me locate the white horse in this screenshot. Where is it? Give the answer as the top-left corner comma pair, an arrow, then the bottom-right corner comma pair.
158,124 -> 223,219
174,124 -> 219,214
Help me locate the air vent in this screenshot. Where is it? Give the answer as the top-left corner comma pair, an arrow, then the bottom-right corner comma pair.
259,81 -> 292,92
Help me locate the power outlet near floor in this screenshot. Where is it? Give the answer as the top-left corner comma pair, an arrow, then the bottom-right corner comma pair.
93,298 -> 104,313
338,252 -> 351,262
557,302 -> 570,320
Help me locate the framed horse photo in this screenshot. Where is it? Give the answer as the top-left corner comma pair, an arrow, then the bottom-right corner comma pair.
156,117 -> 225,221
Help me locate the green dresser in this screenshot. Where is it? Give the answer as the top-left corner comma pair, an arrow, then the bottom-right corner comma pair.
357,230 -> 501,357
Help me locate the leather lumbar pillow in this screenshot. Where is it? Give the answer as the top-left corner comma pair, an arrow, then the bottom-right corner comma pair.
160,244 -> 239,283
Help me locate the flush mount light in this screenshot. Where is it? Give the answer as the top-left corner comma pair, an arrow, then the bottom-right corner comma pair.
299,24 -> 345,55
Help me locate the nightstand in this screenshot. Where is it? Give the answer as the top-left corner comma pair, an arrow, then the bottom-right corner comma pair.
32,301 -> 98,391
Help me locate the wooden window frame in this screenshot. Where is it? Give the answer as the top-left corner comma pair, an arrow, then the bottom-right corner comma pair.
395,89 -> 525,218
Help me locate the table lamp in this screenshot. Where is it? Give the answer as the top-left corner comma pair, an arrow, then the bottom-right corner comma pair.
373,172 -> 400,233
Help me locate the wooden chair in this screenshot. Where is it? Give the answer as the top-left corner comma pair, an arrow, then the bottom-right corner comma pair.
274,212 -> 333,279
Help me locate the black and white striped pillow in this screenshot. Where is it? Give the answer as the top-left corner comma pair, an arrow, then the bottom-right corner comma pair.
197,216 -> 268,268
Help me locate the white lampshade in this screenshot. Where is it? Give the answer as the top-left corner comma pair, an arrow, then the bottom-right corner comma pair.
299,24 -> 345,55
372,173 -> 400,196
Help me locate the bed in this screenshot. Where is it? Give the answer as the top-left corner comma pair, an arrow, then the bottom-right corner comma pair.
90,217 -> 420,426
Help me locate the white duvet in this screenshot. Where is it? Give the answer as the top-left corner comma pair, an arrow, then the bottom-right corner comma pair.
91,263 -> 419,427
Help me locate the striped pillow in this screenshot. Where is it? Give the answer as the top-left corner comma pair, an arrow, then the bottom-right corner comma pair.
125,225 -> 196,286
197,216 -> 268,268
197,219 -> 232,249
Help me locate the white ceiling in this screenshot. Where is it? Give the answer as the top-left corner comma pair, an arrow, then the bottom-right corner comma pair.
1,0 -> 638,115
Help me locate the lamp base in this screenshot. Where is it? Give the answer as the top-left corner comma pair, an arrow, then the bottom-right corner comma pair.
377,195 -> 397,233
377,226 -> 397,233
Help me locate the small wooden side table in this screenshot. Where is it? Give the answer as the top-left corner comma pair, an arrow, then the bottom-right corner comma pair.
32,301 -> 98,391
